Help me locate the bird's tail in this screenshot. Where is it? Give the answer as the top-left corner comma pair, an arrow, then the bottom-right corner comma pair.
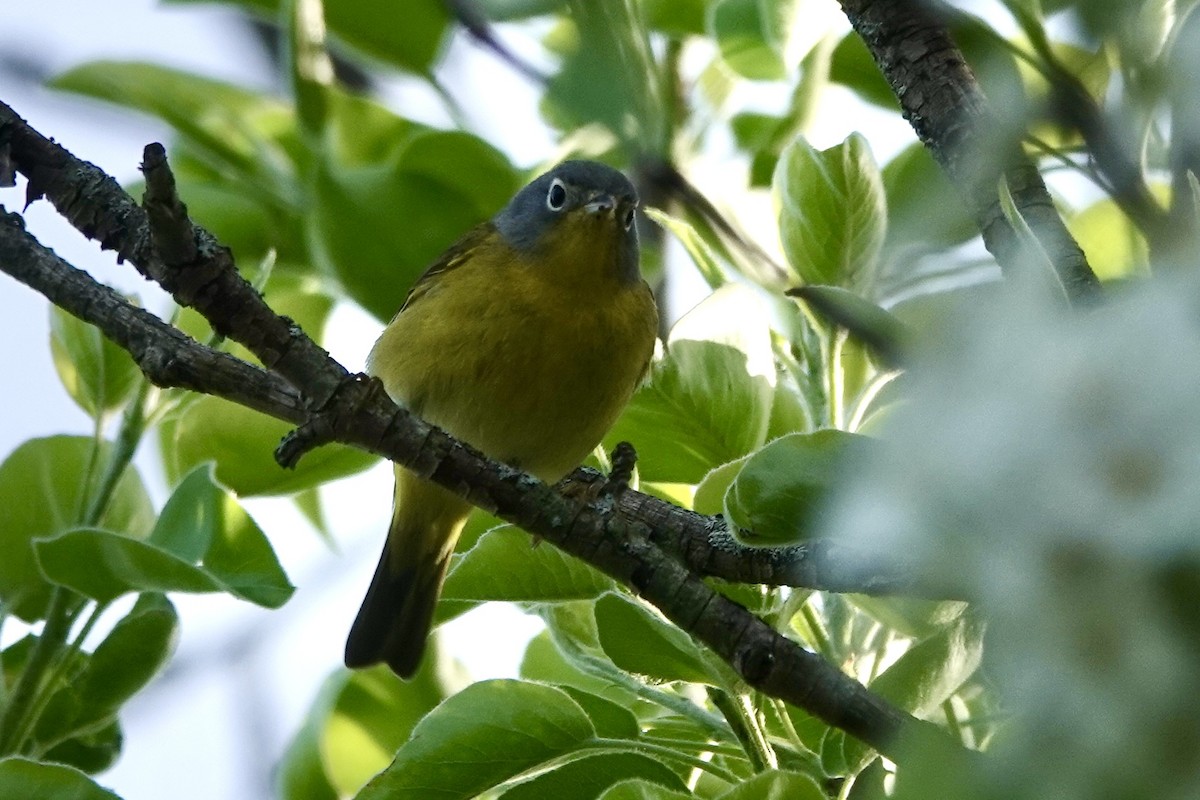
344,469 -> 470,678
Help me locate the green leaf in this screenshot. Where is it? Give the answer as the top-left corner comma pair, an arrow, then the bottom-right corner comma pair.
27,650 -> 93,762
165,0 -> 449,74
779,705 -> 831,763
829,33 -> 896,109
557,687 -> 640,739
594,592 -> 716,685
152,161 -> 294,263
502,752 -> 688,800
357,680 -> 595,800
1066,196 -> 1151,281
198,483 -> 296,608
733,26 -> 838,188
152,458 -> 234,551
143,464 -> 294,605
151,464 -> 223,561
324,0 -> 451,72
765,380 -> 811,440
475,0 -> 564,19
278,672 -> 340,800
724,430 -> 867,544
708,0 -> 797,80
788,285 -> 908,368
535,605 -> 724,735
60,595 -> 178,739
520,630 -> 640,708
41,720 -> 123,775
309,130 -> 517,321
300,664 -> 452,797
2,636 -> 36,688
36,520 -> 293,608
399,132 -> 521,220
607,286 -> 776,484
731,112 -> 781,153
600,778 -> 696,800
0,757 -> 122,799
643,0 -> 707,36
644,207 -> 727,290
293,486 -> 333,544
546,1 -> 663,147
717,770 -> 825,799
442,526 -> 614,603
36,529 -> 225,602
323,0 -> 450,74
881,143 -> 977,250
49,305 -> 140,418
159,396 -> 374,496
831,613 -> 985,772
32,597 -> 177,765
775,133 -> 887,290
325,90 -> 425,166
50,61 -> 295,193
849,597 -> 969,641
51,60 -> 281,133
869,613 -> 985,719
1125,0 -> 1174,65
997,174 -> 1068,303
0,436 -> 153,621
694,458 -> 749,516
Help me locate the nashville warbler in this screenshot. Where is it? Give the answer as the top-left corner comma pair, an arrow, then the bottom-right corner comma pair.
345,160 -> 659,678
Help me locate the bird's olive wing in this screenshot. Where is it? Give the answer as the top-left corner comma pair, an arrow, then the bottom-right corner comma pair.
394,222 -> 498,317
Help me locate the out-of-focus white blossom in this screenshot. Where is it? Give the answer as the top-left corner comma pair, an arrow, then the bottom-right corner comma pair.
825,277 -> 1200,799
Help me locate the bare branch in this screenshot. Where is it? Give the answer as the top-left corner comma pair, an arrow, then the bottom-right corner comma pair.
838,0 -> 1103,305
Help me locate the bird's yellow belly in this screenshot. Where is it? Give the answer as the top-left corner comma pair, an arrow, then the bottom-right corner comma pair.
369,268 -> 653,483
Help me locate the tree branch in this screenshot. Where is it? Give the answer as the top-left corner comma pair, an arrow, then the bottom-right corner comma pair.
0,98 -> 963,763
565,468 -> 958,599
0,208 -> 305,421
444,0 -> 548,83
0,102 -> 346,407
838,0 -> 1103,305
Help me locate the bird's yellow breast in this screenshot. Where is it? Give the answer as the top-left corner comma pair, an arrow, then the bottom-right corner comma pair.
368,223 -> 657,482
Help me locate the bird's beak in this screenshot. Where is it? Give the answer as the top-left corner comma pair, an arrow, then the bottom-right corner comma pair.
583,192 -> 616,215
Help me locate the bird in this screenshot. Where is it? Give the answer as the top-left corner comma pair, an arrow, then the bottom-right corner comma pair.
345,159 -> 659,678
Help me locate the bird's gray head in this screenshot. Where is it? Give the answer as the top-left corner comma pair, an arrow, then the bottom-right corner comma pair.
494,160 -> 641,283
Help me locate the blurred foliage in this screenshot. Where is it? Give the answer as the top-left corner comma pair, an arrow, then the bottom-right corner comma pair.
3,0 -> 1200,798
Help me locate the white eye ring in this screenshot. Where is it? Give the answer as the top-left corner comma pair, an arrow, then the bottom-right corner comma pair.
623,206 -> 636,230
546,178 -> 568,211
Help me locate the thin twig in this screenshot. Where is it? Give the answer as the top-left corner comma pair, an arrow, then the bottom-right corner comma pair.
444,0 -> 548,84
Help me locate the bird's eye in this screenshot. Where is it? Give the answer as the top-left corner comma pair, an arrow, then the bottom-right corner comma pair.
622,206 -> 636,230
547,179 -> 568,211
